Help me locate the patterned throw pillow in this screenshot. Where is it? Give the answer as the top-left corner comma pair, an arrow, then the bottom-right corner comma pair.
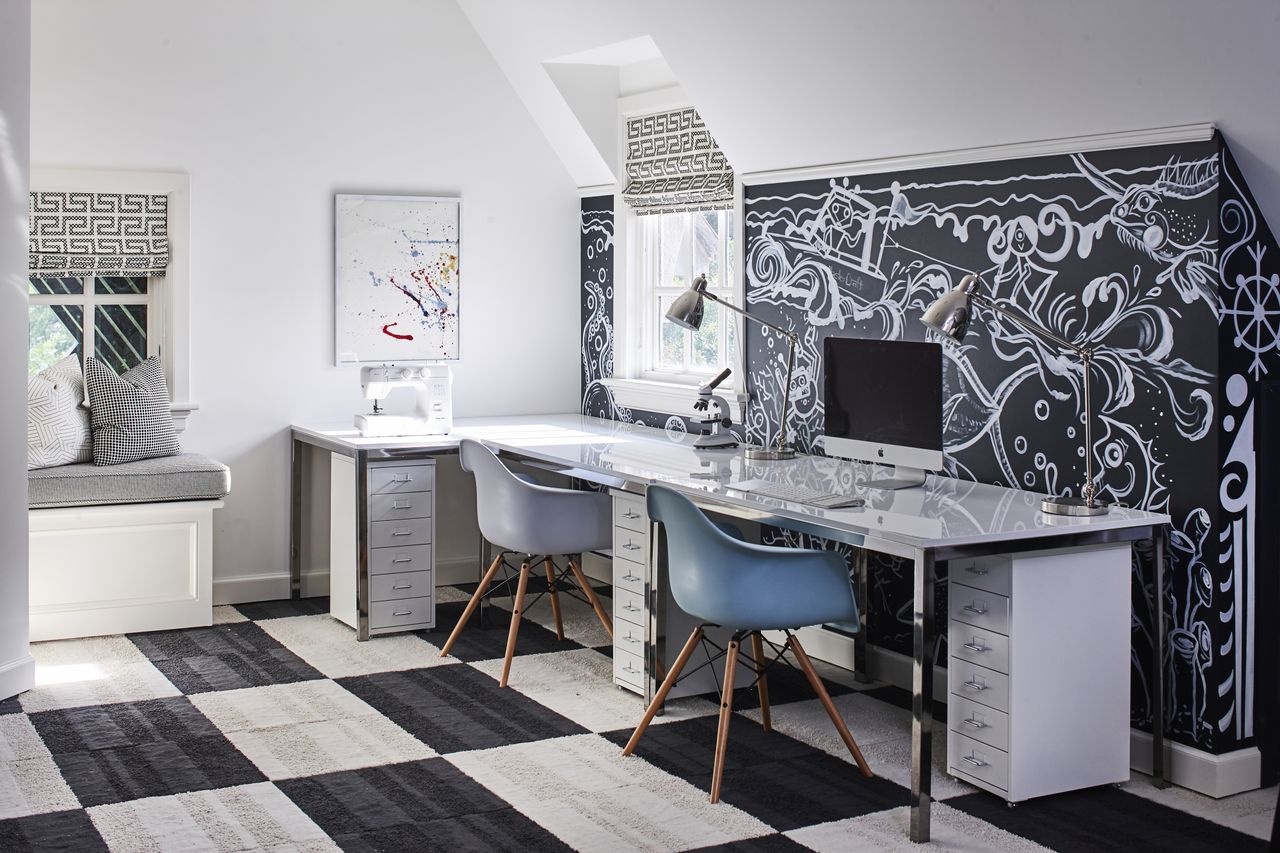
84,356 -> 181,466
27,355 -> 93,470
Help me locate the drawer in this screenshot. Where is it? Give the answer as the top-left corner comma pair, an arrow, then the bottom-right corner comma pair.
615,622 -> 646,656
613,559 -> 645,596
949,624 -> 1011,674
369,463 -> 434,495
949,582 -> 1010,636
949,555 -> 1012,597
950,659 -> 1010,713
371,570 -> 433,602
613,495 -> 647,534
614,647 -> 646,688
949,693 -> 1009,751
369,491 -> 432,522
948,731 -> 1009,792
613,586 -> 647,628
613,525 -> 649,564
369,517 -> 432,549
369,544 -> 433,576
370,595 -> 434,629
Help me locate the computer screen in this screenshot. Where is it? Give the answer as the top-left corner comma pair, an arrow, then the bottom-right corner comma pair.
823,338 -> 943,478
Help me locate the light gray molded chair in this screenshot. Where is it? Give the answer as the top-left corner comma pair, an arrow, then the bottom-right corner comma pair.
623,484 -> 872,802
439,439 -> 614,686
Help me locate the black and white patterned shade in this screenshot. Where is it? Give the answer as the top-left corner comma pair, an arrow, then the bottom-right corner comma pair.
29,192 -> 170,277
621,107 -> 735,215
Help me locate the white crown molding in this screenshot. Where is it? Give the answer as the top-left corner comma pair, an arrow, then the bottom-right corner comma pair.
578,184 -> 615,198
741,122 -> 1218,186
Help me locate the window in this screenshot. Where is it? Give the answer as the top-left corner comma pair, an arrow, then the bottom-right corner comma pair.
28,276 -> 157,376
641,208 -> 737,382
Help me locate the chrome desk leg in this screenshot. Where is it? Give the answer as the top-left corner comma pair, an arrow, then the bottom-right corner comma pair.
355,450 -> 371,641
1152,525 -> 1170,788
910,547 -> 936,843
853,549 -> 871,684
289,436 -> 303,600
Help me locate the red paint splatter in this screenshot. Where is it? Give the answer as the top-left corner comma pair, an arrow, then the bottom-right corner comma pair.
382,322 -> 414,341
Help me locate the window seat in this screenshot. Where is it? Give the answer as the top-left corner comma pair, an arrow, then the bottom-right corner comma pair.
28,454 -> 229,642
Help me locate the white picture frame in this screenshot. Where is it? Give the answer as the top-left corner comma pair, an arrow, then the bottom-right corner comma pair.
334,193 -> 461,364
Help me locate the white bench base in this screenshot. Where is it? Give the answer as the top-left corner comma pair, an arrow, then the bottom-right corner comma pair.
28,500 -> 223,642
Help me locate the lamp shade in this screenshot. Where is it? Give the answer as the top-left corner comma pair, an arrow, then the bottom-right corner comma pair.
665,274 -> 708,330
920,273 -> 980,341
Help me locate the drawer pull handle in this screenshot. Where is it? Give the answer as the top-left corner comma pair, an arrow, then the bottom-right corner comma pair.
962,604 -> 988,616
392,557 -> 414,564
392,610 -> 413,617
623,603 -> 641,612
392,529 -> 412,537
962,641 -> 990,653
624,634 -> 640,643
623,542 -> 642,551
622,663 -> 641,674
964,566 -> 989,576
392,500 -> 413,510
622,509 -> 641,519
962,754 -> 988,768
392,474 -> 413,483
962,717 -> 989,729
963,678 -> 988,691
622,572 -> 641,583
392,584 -> 413,590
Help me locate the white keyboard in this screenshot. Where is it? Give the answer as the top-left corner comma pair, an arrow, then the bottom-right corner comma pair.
734,479 -> 865,509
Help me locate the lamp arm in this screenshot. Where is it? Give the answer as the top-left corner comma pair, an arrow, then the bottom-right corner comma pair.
703,291 -> 797,342
969,292 -> 1087,356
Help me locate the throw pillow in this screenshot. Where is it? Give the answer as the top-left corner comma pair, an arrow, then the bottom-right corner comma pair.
84,356 -> 181,465
27,354 -> 93,470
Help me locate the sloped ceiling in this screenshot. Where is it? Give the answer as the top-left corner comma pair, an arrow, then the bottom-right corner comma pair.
459,0 -> 1280,222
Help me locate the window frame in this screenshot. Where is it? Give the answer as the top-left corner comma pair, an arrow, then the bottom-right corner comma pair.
28,275 -> 159,375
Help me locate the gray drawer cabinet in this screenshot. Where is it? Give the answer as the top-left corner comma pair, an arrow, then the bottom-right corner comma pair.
331,455 -> 436,637
946,545 -> 1130,802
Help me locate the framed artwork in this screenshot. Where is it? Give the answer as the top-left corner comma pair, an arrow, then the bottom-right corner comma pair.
334,193 -> 460,364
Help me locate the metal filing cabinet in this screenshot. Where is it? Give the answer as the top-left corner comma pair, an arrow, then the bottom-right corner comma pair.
946,544 -> 1131,802
612,491 -> 649,693
331,455 -> 436,638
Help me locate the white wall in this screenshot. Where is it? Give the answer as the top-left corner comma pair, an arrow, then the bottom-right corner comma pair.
462,0 -> 1280,225
30,0 -> 581,591
0,0 -> 34,700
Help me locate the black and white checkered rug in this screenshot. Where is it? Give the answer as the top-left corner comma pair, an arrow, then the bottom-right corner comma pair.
0,583 -> 1271,851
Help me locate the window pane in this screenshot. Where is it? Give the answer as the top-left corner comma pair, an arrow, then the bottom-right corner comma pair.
659,211 -> 691,290
94,304 -> 148,374
692,301 -> 722,371
29,276 -> 84,295
658,296 -> 686,370
95,276 -> 149,295
694,210 -> 721,287
29,304 -> 83,374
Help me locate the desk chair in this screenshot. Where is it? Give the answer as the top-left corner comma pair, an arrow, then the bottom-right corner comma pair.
439,439 -> 614,686
623,485 -> 872,802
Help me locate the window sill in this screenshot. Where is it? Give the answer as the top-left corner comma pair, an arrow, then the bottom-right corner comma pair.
602,377 -> 748,420
171,402 -> 199,434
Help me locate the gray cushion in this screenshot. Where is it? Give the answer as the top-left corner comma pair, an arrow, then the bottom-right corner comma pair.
29,452 -> 230,509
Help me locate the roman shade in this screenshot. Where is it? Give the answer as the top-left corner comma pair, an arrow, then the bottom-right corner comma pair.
29,191 -> 169,277
621,107 -> 734,215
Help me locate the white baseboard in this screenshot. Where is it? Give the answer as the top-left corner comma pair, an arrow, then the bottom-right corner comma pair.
0,653 -> 35,702
1129,730 -> 1262,798
214,557 -> 479,605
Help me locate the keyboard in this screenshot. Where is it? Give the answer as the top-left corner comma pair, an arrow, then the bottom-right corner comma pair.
734,479 -> 866,509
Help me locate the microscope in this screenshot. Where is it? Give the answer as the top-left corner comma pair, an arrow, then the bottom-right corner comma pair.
355,364 -> 452,437
691,367 -> 738,450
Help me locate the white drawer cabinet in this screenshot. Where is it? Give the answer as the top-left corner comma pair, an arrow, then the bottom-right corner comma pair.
946,543 -> 1131,802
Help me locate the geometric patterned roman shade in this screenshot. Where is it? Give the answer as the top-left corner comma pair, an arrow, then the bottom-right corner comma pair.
29,192 -> 169,277
621,107 -> 735,215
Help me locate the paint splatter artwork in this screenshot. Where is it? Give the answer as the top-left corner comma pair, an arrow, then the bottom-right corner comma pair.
335,194 -> 460,363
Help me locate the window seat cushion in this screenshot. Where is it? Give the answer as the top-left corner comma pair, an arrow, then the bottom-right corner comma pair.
29,452 -> 230,509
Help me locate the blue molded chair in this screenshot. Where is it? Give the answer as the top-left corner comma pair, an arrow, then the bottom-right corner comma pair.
438,440 -> 614,685
623,485 -> 872,801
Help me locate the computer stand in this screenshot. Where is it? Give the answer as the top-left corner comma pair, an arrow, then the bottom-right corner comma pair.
865,466 -> 927,490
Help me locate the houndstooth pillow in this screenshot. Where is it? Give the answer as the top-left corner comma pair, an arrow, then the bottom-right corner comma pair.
27,355 -> 93,470
84,356 -> 180,466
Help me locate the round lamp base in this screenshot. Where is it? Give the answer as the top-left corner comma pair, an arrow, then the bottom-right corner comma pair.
745,446 -> 797,462
1040,496 -> 1110,517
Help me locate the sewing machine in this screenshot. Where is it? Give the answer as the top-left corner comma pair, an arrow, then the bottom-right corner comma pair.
691,367 -> 738,450
355,364 -> 452,437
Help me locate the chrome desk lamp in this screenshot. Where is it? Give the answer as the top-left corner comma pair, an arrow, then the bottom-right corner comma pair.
665,274 -> 797,461
921,273 -> 1109,517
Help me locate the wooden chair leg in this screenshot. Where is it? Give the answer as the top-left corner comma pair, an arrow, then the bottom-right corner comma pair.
789,633 -> 873,777
622,627 -> 703,756
544,557 -> 564,640
751,632 -> 772,732
499,563 -> 531,687
439,553 -> 505,657
569,559 -> 613,639
710,637 -> 741,803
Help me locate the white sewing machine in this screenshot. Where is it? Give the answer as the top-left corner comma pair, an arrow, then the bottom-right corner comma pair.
355,364 -> 452,437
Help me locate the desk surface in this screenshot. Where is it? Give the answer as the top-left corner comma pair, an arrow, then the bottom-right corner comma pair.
293,413 -> 1169,552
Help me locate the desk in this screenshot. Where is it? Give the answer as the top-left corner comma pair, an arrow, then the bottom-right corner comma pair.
290,413 -> 1170,843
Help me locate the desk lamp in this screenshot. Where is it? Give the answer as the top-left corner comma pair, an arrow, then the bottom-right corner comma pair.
921,273 -> 1108,516
665,274 -> 797,460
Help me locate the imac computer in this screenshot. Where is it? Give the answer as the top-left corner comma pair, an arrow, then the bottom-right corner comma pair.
823,337 -> 944,490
